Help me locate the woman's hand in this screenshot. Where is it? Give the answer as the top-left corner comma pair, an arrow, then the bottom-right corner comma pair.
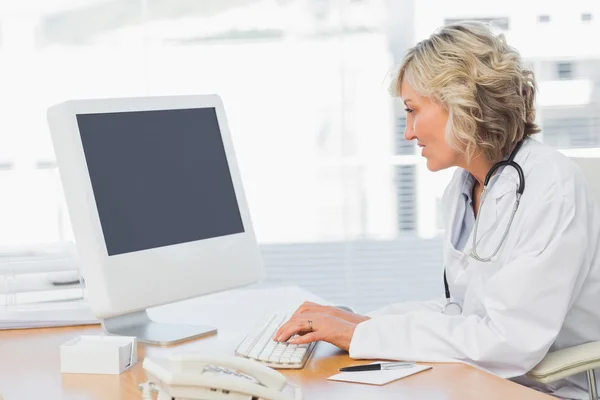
290,301 -> 371,325
273,312 -> 359,351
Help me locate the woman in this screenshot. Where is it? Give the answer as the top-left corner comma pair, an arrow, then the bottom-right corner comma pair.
274,22 -> 600,399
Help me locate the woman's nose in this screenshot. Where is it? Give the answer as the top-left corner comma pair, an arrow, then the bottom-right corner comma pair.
404,121 -> 417,141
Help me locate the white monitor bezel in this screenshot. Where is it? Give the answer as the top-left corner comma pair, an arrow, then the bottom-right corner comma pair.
47,94 -> 264,318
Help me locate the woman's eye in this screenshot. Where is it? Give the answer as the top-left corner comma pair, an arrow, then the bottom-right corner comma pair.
404,108 -> 414,114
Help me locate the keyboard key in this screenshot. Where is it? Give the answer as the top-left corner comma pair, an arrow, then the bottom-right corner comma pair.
280,355 -> 292,363
291,355 -> 303,363
258,341 -> 277,361
293,348 -> 306,357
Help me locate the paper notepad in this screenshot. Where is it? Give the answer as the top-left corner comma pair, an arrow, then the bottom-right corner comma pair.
327,362 -> 432,385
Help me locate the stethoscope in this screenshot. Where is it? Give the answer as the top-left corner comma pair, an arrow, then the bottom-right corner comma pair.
442,140 -> 526,316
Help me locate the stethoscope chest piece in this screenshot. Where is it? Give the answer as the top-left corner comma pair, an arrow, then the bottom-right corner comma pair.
443,269 -> 463,315
442,301 -> 462,316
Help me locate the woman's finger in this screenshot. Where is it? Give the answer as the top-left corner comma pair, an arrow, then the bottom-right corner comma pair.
274,316 -> 303,339
273,321 -> 295,341
275,319 -> 311,342
289,331 -> 319,345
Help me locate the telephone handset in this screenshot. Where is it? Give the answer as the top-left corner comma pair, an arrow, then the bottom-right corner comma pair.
141,354 -> 302,400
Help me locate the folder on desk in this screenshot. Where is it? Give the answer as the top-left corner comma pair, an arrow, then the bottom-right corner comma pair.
0,300 -> 98,330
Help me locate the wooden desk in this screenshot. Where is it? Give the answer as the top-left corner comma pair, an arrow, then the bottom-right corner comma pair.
0,286 -> 554,400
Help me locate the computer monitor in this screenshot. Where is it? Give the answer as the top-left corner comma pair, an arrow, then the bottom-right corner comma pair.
47,94 -> 264,345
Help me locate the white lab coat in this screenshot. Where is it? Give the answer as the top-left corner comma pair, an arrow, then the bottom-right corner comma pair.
349,138 -> 600,400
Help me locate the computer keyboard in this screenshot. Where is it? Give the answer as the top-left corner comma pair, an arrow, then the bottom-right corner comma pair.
235,312 -> 318,369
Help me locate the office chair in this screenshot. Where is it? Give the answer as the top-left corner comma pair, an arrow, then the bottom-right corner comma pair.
526,155 -> 600,400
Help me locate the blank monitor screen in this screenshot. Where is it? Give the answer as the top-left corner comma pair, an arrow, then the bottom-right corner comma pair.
76,108 -> 245,256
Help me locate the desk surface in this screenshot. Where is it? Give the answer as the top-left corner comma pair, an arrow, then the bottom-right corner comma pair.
0,286 -> 554,400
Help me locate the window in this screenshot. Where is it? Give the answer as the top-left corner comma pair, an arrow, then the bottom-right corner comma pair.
557,62 -> 574,80
445,17 -> 509,30
395,165 -> 416,232
538,15 -> 551,23
395,116 -> 414,155
542,118 -> 600,149
2,1 -> 600,313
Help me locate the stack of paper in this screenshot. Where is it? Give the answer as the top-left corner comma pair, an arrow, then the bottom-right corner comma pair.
0,300 -> 99,330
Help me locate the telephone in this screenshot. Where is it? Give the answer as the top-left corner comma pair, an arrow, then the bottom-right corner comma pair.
141,354 -> 303,400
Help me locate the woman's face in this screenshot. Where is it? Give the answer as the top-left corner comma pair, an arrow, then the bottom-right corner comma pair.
401,79 -> 461,171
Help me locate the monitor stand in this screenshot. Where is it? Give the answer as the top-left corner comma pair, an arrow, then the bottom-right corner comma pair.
102,309 -> 217,346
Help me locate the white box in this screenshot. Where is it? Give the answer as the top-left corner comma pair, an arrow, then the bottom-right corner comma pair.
60,335 -> 137,374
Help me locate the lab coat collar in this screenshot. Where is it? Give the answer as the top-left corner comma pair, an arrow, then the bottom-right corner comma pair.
468,184 -> 507,254
456,169 -> 511,252
458,138 -> 534,255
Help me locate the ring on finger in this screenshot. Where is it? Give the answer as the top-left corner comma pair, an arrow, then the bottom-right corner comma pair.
308,320 -> 313,332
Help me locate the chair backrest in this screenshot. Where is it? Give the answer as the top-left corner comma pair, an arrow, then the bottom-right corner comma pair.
569,156 -> 600,205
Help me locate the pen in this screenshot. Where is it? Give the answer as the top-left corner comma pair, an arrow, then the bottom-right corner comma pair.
339,362 -> 415,372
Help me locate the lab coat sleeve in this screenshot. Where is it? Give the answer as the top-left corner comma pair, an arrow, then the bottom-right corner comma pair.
349,195 -> 588,378
366,298 -> 446,317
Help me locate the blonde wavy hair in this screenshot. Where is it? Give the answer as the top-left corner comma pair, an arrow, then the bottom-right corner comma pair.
392,21 -> 540,163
